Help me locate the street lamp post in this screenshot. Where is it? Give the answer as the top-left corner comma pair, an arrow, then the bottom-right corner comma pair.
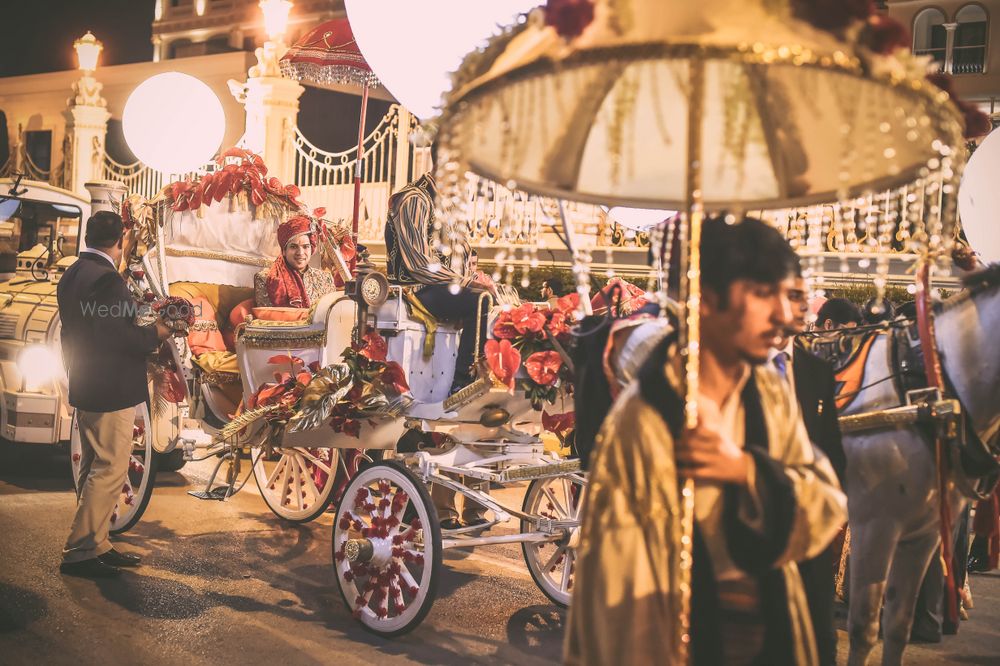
63,31 -> 110,196
230,0 -> 302,184
250,0 -> 293,78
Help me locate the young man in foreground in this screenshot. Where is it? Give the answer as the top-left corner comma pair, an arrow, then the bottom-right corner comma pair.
566,216 -> 846,665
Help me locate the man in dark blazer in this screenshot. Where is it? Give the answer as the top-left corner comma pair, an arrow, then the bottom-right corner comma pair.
772,277 -> 846,666
57,211 -> 170,578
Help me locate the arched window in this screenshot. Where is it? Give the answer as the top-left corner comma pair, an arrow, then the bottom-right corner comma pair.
954,4 -> 988,74
913,7 -> 947,70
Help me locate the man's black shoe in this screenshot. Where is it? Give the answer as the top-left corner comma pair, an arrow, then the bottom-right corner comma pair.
98,548 -> 141,568
464,517 -> 490,528
440,518 -> 463,531
60,558 -> 121,579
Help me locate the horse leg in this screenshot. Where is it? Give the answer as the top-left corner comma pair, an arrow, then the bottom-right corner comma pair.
847,520 -> 900,666
879,530 -> 940,666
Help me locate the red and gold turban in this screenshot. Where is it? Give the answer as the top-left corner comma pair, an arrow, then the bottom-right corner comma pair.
267,216 -> 317,308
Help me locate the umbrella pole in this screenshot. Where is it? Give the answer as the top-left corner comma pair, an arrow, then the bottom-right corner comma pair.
677,57 -> 706,664
351,82 -> 370,247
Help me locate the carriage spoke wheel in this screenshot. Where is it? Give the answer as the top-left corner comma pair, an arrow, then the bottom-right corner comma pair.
252,444 -> 339,523
70,403 -> 157,535
521,473 -> 586,607
333,461 -> 441,637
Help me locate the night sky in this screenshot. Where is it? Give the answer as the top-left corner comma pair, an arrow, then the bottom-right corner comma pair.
1,0 -> 154,78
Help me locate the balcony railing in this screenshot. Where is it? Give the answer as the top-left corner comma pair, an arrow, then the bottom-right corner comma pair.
952,46 -> 986,74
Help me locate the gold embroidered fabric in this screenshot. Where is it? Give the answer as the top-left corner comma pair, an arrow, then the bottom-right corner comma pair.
253,266 -> 336,308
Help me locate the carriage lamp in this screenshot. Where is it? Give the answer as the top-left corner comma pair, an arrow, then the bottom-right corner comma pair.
73,31 -> 103,73
17,345 -> 64,393
259,0 -> 292,42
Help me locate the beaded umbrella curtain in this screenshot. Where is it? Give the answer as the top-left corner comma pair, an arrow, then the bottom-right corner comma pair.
434,0 -> 984,658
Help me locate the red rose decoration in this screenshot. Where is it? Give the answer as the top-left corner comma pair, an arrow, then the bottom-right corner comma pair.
555,293 -> 580,314
359,330 -> 388,362
492,310 -> 519,339
509,303 -> 547,335
545,0 -> 595,40
525,351 -> 563,387
542,410 -> 576,438
152,296 -> 196,326
547,310 -> 570,338
485,339 -> 521,390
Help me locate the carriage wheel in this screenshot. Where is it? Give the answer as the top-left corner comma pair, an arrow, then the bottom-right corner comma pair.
521,473 -> 586,607
332,461 -> 441,637
70,403 -> 158,535
251,444 -> 340,523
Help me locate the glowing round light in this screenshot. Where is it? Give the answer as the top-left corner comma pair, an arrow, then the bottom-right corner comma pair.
17,344 -> 63,392
123,72 -> 225,174
345,0 -> 539,120
959,127 -> 1000,263
607,207 -> 677,232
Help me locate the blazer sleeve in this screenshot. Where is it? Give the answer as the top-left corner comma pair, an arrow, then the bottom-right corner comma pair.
91,272 -> 160,358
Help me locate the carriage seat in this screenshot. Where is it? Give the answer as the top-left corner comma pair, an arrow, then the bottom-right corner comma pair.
374,287 -> 463,359
168,282 -> 254,383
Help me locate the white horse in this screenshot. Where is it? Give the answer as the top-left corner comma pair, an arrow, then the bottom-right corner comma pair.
842,265 -> 1000,666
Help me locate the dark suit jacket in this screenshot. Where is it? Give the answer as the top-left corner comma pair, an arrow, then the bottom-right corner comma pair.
57,252 -> 159,412
791,344 -> 846,666
792,345 -> 846,484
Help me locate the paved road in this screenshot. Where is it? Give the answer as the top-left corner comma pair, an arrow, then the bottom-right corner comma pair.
1,447 -> 997,665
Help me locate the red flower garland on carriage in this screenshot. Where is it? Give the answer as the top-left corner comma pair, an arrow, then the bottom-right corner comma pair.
162,148 -> 305,213
245,332 -> 409,438
486,294 -> 579,409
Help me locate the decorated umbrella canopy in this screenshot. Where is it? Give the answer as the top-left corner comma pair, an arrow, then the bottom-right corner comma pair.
280,18 -> 380,244
436,0 -> 986,653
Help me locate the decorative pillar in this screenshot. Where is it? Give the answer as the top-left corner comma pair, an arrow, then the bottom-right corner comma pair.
84,181 -> 128,216
233,43 -> 304,185
63,75 -> 110,197
943,23 -> 958,74
152,35 -> 163,63
392,106 -> 412,191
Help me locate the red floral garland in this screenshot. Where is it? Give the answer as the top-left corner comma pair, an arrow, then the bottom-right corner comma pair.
166,148 -> 304,213
487,294 -> 579,409
545,0 -> 595,40
246,332 -> 409,437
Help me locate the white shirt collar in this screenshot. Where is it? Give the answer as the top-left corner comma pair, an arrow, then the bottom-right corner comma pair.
81,247 -> 117,268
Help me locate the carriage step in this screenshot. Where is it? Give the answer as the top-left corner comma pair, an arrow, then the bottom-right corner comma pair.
498,459 -> 581,482
187,487 -> 232,501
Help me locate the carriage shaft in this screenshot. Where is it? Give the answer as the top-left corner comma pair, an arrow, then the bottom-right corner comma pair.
441,531 -> 564,550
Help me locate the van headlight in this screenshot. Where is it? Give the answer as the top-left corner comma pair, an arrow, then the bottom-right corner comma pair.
17,345 -> 64,392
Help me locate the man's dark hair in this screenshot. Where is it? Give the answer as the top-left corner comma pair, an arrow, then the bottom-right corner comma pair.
896,300 -> 917,319
863,296 -> 895,324
544,277 -> 564,296
687,215 -> 800,308
816,298 -> 864,328
84,211 -> 124,248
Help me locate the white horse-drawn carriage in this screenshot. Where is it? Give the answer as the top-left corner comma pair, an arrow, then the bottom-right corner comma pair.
76,156 -> 582,635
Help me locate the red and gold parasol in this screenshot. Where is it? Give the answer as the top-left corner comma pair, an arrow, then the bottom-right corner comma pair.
280,18 -> 380,245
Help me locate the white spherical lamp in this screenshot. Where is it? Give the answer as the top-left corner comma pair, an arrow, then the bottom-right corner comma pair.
123,72 -> 226,174
959,127 -> 1000,263
345,0 -> 539,121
